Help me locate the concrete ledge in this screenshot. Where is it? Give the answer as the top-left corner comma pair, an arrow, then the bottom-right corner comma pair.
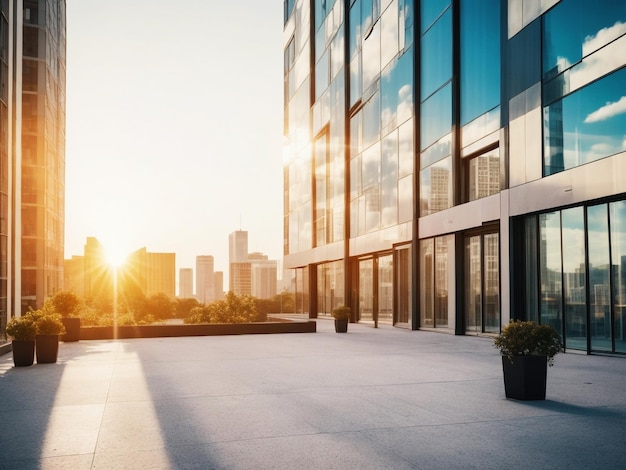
0,342 -> 12,357
79,320 -> 317,340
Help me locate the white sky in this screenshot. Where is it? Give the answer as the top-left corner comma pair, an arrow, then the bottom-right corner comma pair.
64,1 -> 285,288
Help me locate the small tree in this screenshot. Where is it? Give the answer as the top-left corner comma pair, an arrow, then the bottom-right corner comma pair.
46,291 -> 82,318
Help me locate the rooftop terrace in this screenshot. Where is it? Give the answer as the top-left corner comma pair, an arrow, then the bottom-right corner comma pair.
1,318 -> 626,469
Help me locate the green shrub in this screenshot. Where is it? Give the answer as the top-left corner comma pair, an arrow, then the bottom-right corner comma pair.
494,320 -> 562,366
5,316 -> 37,341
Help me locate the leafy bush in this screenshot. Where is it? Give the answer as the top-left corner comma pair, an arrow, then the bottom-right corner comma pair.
332,305 -> 351,320
5,316 -> 37,341
494,320 -> 562,366
27,308 -> 66,336
184,292 -> 265,324
46,291 -> 83,318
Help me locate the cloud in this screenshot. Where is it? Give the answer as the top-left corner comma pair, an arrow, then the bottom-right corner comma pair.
584,96 -> 626,123
583,22 -> 626,56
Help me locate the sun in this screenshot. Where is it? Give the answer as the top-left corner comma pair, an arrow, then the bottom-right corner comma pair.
104,241 -> 129,268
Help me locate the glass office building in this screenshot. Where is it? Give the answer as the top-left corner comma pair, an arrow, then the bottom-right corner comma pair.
0,0 -> 65,340
283,0 -> 626,355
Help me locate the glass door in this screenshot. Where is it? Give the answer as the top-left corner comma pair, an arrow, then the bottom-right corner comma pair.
465,231 -> 500,334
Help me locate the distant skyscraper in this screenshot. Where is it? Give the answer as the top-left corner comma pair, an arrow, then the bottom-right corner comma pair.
196,255 -> 214,304
179,268 -> 194,299
229,230 -> 248,263
250,257 -> 278,300
123,247 -> 176,299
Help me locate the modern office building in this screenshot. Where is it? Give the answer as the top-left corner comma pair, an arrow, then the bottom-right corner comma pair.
0,0 -> 66,337
125,248 -> 176,299
179,267 -> 194,299
249,252 -> 278,299
195,255 -> 214,303
214,271 -> 224,301
282,0 -> 626,354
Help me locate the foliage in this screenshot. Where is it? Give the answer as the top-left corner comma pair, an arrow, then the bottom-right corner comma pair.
174,298 -> 200,319
27,307 -> 66,336
185,292 -> 265,324
5,316 -> 37,341
332,305 -> 351,320
145,293 -> 173,321
493,320 -> 562,366
46,291 -> 83,318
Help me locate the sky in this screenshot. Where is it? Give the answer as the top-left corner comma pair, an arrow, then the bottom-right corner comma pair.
64,1 -> 285,288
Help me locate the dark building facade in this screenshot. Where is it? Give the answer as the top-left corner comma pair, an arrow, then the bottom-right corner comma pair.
282,0 -> 626,354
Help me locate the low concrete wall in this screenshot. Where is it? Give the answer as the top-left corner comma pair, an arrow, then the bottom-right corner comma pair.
79,320 -> 316,340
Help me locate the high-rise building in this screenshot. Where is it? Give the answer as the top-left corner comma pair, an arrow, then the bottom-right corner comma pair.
229,230 -> 250,295
283,0 -> 626,355
125,248 -> 175,299
0,1 -> 66,333
250,257 -> 277,300
195,255 -> 214,304
178,268 -> 193,299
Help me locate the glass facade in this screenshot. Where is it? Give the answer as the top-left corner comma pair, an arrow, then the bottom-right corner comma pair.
283,0 -> 626,356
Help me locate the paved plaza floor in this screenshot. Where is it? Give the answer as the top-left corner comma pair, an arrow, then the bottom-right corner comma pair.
1,318 -> 626,469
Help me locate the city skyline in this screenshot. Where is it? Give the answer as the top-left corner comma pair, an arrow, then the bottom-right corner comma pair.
64,1 -> 284,278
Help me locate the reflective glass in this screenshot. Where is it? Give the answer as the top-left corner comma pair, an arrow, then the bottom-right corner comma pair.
484,233 -> 500,333
435,236 -> 449,328
468,148 -> 500,201
420,83 -> 451,150
350,54 -> 362,107
349,0 -> 361,60
420,239 -> 434,327
362,19 -> 381,91
610,201 -> 626,353
381,47 -> 414,135
381,132 -> 398,227
587,204 -> 612,352
540,212 -> 563,337
421,0 -> 450,33
399,0 -> 414,50
460,0 -> 500,125
396,246 -> 411,325
525,216 -> 539,323
544,67 -> 626,176
378,254 -> 394,323
543,0 -> 626,79
381,0 -> 399,68
465,235 -> 482,333
363,91 -> 381,149
359,259 -> 374,321
398,174 -> 412,223
420,8 -> 451,100
315,49 -> 329,100
420,155 -> 451,216
562,207 -> 586,350
362,143 -> 381,232
398,118 -> 414,178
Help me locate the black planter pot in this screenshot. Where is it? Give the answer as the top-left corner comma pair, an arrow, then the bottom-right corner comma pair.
36,335 -> 60,364
12,340 -> 35,367
61,317 -> 81,342
334,319 -> 348,333
502,355 -> 547,400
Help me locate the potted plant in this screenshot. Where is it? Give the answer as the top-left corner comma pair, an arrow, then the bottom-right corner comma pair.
30,308 -> 66,364
493,320 -> 562,400
5,316 -> 37,367
47,291 -> 82,342
332,305 -> 351,333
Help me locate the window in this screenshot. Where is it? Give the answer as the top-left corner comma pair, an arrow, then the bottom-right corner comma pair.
466,147 -> 500,201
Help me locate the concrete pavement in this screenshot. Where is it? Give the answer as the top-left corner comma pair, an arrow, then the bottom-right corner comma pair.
1,318 -> 626,469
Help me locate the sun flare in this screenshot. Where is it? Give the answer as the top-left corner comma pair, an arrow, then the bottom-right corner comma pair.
103,241 -> 129,268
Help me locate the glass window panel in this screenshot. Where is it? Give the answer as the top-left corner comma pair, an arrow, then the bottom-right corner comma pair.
381,0 -> 399,68
610,201 -> 626,353
398,174 -> 412,223
381,46 -> 414,135
399,0 -> 414,50
420,83 -> 451,151
540,212 -> 563,337
525,216 -> 539,323
363,90 -> 381,148
587,204 -> 612,352
349,0 -> 361,60
420,155 -> 451,216
483,233 -> 500,333
330,28 -> 344,80
420,8 -> 452,100
350,54 -> 362,107
562,207 -> 586,350
460,0 -> 501,125
362,21 -> 381,92
420,239 -> 434,327
421,0 -> 450,33
543,0 -> 626,79
465,235 -> 482,333
468,148 -> 500,201
398,118 -> 414,178
350,154 -> 362,200
435,236 -> 449,328
359,259 -> 374,322
396,245 -> 411,325
378,254 -> 394,323
315,49 -> 330,101
381,132 -> 398,227
543,67 -> 626,176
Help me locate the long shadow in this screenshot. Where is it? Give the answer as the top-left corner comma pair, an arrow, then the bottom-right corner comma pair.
0,342 -> 76,467
515,399 -> 626,418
